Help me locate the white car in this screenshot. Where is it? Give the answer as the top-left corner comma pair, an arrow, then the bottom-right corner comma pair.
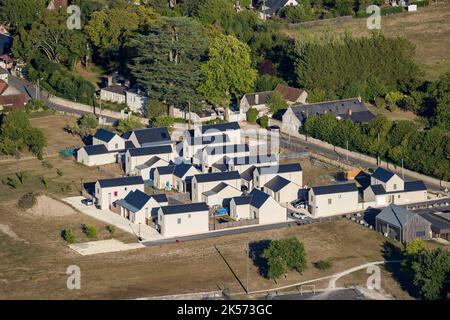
292,212 -> 307,220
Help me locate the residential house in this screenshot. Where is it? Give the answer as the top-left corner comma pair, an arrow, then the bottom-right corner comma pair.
261,0 -> 299,19
263,175 -> 300,204
169,106 -> 217,123
230,189 -> 287,224
77,145 -> 117,166
92,128 -> 125,151
114,190 -> 168,225
154,165 -> 176,190
182,132 -> 231,161
134,156 -> 169,180
199,143 -> 250,168
228,154 -> 278,173
375,204 -> 432,243
239,91 -> 272,115
308,183 -> 359,217
202,182 -> 242,208
0,54 -> 13,69
363,167 -> 428,206
191,171 -> 241,202
123,127 -> 172,148
0,79 -> 27,109
157,202 -> 210,237
125,145 -> 173,174
254,163 -> 302,189
172,164 -> 201,193
125,85 -> 150,115
240,166 -> 256,191
100,84 -> 127,105
282,98 -> 375,135
274,84 -> 308,104
94,176 -> 144,210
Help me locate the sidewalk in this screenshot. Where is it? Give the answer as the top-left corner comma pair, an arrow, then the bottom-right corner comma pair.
69,239 -> 145,255
63,196 -> 164,242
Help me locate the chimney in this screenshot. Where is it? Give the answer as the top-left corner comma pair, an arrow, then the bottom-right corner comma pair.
254,93 -> 259,105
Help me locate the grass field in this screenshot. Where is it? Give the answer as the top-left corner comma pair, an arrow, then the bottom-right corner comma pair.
286,1 -> 450,80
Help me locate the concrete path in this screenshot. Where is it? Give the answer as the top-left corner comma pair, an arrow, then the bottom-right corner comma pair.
69,239 -> 145,255
63,196 -> 164,242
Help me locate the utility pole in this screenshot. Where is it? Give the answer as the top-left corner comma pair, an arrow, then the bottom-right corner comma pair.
246,242 -> 249,294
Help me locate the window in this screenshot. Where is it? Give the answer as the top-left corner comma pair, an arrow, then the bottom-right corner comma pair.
338,194 -> 342,199
328,199 -> 332,205
393,184 -> 397,190
125,187 -> 127,191
177,218 -> 181,224
115,143 -> 118,149
188,214 -> 191,218
114,191 -> 118,197
310,195 -> 314,201
398,195 -> 401,199
416,231 -> 426,238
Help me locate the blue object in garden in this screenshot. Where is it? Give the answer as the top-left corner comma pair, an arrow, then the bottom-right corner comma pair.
215,208 -> 229,215
59,148 -> 77,157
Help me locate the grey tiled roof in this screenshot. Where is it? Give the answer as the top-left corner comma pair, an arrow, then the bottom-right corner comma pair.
312,183 -> 358,195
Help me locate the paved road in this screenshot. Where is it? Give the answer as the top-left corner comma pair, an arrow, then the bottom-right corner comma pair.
8,75 -> 118,123
263,288 -> 367,300
281,134 -> 445,191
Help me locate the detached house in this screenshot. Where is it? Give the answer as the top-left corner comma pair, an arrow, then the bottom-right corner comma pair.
100,84 -> 150,115
263,175 -> 300,204
308,183 -> 359,217
95,176 -> 144,210
191,171 -> 241,202
157,202 -> 210,237
240,91 -> 272,115
199,143 -> 250,168
229,189 -> 287,224
261,0 -> 299,19
114,190 -> 168,225
123,127 -> 172,148
274,84 -> 308,105
202,182 -> 242,207
254,163 -> 302,189
92,128 -> 125,150
134,156 -> 169,180
125,145 -> 173,174
363,167 -> 428,206
282,98 -> 375,135
228,154 -> 278,173
154,163 -> 201,192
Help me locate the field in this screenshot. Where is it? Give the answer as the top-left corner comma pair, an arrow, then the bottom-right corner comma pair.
286,1 -> 450,80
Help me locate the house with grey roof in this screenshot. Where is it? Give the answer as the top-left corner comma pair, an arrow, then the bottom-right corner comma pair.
125,127 -> 172,148
254,163 -> 302,189
202,182 -> 242,208
113,189 -> 168,226
263,175 -> 300,204
157,202 -> 210,237
100,84 -> 127,105
375,204 -> 431,243
261,0 -> 299,18
134,156 -> 169,180
228,154 -> 278,173
308,183 -> 359,217
418,210 -> 450,241
153,163 -> 200,192
100,83 -> 149,115
240,91 -> 272,115
363,167 -> 428,206
191,171 -> 241,202
94,176 -> 145,210
229,189 -> 287,224
200,143 -> 250,168
125,144 -> 173,174
282,97 -> 375,135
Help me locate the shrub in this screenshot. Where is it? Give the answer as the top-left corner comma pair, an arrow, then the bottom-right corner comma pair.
16,172 -> 27,184
374,96 -> 385,109
260,115 -> 269,128
40,176 -> 48,188
42,161 -> 53,169
246,107 -> 258,123
314,260 -> 333,270
62,229 -> 75,244
106,225 -> 116,235
83,224 -> 97,239
56,168 -> 64,176
7,176 -> 19,189
18,192 -> 37,210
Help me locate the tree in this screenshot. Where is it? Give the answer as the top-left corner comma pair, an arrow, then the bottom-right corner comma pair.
128,17 -> 209,109
198,34 -> 257,106
0,0 -> 45,30
267,91 -> 288,115
116,116 -> 144,133
151,116 -> 174,133
246,107 -> 258,123
263,237 -> 308,281
78,114 -> 98,137
385,91 -> 404,112
260,115 -> 269,128
146,100 -> 168,118
279,1 -> 313,23
254,75 -> 286,92
434,93 -> 450,131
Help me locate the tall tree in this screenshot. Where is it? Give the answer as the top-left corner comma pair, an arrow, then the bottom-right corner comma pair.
128,17 -> 209,109
198,34 -> 257,106
0,0 -> 45,30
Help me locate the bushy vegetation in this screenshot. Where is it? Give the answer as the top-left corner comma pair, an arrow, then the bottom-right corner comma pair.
263,237 -> 307,281
314,259 -> 332,270
18,192 -> 37,210
246,108 -> 258,123
0,111 -> 47,159
259,115 -> 269,129
82,224 -> 97,239
62,228 -> 75,244
401,240 -> 450,300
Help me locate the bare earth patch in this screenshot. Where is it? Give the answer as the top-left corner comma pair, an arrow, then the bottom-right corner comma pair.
0,224 -> 26,242
27,195 -> 78,218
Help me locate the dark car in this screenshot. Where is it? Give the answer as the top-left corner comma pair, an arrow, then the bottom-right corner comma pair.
267,125 -> 280,132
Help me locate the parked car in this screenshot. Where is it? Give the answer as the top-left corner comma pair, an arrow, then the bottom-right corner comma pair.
294,202 -> 306,209
82,198 -> 93,206
292,212 -> 307,220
